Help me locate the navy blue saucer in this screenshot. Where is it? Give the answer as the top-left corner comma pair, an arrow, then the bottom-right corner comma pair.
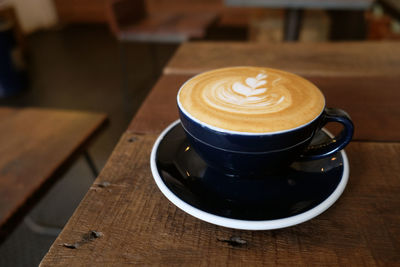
151,121 -> 349,230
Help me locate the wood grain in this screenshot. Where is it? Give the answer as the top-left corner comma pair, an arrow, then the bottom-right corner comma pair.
128,74 -> 400,142
40,133 -> 400,266
164,41 -> 400,77
312,75 -> 400,142
0,107 -> 17,120
0,108 -> 107,240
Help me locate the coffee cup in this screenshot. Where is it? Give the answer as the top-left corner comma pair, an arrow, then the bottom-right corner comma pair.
177,66 -> 353,175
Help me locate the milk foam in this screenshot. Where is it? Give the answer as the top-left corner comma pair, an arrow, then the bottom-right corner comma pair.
178,67 -> 325,133
206,71 -> 291,114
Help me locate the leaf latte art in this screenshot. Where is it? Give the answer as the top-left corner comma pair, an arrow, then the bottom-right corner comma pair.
208,72 -> 291,114
178,67 -> 325,133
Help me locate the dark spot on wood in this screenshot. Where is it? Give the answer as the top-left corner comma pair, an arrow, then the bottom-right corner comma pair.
217,236 -> 247,247
62,243 -> 80,249
61,230 -> 103,249
127,137 -> 137,143
82,230 -> 103,242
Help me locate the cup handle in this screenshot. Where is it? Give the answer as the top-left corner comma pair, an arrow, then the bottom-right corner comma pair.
300,108 -> 354,160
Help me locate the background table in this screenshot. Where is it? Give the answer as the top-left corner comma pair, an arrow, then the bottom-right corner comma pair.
0,108 -> 107,242
40,42 -> 400,266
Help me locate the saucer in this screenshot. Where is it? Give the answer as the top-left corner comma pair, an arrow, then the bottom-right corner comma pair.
150,120 -> 349,230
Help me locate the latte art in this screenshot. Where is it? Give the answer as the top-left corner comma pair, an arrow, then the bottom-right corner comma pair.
178,67 -> 325,133
207,72 -> 291,114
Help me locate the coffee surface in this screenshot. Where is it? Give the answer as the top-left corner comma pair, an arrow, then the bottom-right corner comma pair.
178,67 -> 325,133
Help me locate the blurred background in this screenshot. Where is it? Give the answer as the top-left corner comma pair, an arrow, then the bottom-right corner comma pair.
0,0 -> 399,265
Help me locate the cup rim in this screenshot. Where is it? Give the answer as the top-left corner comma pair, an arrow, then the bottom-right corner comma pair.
177,66 -> 326,136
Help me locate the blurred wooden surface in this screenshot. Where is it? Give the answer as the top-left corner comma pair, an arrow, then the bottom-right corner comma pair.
40,134 -> 400,266
0,108 -> 107,241
111,11 -> 218,42
128,74 -> 400,142
0,107 -> 17,119
121,12 -> 218,41
54,0 -> 108,23
165,41 -> 400,77
54,0 -> 259,28
106,0 -> 218,42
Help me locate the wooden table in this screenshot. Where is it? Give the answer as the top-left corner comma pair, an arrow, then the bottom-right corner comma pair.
41,42 -> 400,266
225,0 -> 373,40
0,107 -> 107,242
164,41 -> 400,77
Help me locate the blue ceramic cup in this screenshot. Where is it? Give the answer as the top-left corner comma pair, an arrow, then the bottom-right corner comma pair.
177,69 -> 354,176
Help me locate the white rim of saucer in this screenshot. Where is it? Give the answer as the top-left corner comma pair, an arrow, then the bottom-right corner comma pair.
150,120 -> 349,230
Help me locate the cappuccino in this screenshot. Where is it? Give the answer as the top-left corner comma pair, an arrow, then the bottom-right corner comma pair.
178,67 -> 325,133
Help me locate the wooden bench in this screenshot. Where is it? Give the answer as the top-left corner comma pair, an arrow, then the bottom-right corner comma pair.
0,107 -> 107,242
